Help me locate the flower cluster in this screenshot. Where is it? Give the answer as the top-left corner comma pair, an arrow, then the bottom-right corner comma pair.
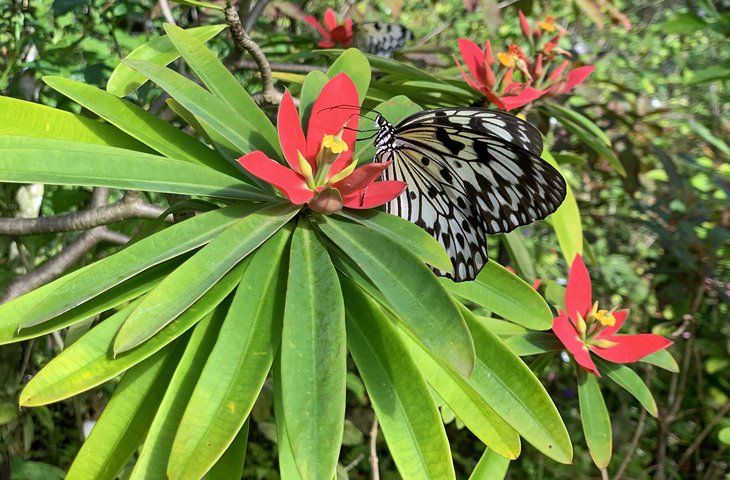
552,255 -> 672,376
238,73 -> 405,214
456,11 -> 594,111
305,8 -> 353,48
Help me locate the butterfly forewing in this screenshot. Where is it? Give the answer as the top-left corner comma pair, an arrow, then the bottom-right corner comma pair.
376,108 -> 567,282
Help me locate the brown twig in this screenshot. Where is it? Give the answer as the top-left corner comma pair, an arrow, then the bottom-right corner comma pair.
233,58 -> 327,74
0,193 -> 168,235
677,400 -> 730,469
1,225 -> 129,303
369,416 -> 380,480
225,3 -> 283,106
613,409 -> 647,480
158,0 -> 176,25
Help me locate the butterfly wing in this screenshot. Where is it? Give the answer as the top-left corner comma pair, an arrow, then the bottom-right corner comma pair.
353,22 -> 412,57
379,108 -> 566,281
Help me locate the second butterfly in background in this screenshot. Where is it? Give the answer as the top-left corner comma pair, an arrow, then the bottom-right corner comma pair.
353,22 -> 412,58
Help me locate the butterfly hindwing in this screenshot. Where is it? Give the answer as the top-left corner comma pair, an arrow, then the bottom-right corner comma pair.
375,108 -> 567,281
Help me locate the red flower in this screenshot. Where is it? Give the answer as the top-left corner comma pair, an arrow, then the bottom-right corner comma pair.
455,39 -> 544,111
237,73 -> 405,214
304,8 -> 353,48
552,255 -> 672,376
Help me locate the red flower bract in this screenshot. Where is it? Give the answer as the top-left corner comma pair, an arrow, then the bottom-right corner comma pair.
552,254 -> 672,376
304,8 -> 353,48
237,73 -> 406,214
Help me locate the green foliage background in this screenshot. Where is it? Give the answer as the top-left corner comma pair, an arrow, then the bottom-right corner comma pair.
0,0 -> 728,479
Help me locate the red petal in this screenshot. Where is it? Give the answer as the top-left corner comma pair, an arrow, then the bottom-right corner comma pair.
518,10 -> 532,38
332,161 -> 392,196
565,254 -> 592,326
547,60 -> 570,83
500,86 -> 544,111
304,16 -> 329,38
455,57 -> 485,91
323,8 -> 337,31
591,334 -> 673,363
344,19 -> 354,44
306,73 -> 360,171
277,91 -> 306,172
237,151 -> 313,204
552,315 -> 600,376
598,309 -> 629,337
483,88 -> 508,110
458,39 -> 485,84
342,181 -> 406,209
318,40 -> 336,48
330,25 -> 351,45
563,65 -> 595,91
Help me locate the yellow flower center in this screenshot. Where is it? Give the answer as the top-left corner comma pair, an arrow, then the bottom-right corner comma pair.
322,134 -> 349,154
539,16 -> 556,33
595,309 -> 616,327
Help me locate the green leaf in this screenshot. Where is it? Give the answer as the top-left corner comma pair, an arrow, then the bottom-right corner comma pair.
414,306 -> 572,463
542,150 -> 583,263
661,12 -> 708,34
163,24 -> 279,155
0,137 -> 269,202
129,303 -> 228,480
336,209 -> 452,272
273,353 -> 302,480
0,403 -> 18,426
442,261 -> 553,330
469,449 -> 510,480
595,359 -> 658,417
0,259 -> 177,345
640,349 -> 679,372
577,368 -> 612,469
476,317 -> 529,337
544,104 -> 626,177
504,333 -> 563,356
687,120 -> 730,157
0,96 -> 148,151
168,227 -> 292,479
326,48 -> 371,105
343,278 -> 456,479
718,427 -> 730,446
19,264 -> 245,407
107,25 -> 227,97
19,204 -> 258,329
114,203 -> 299,353
202,421 -> 249,480
687,65 -> 730,85
317,215 -> 475,378
65,343 -> 182,479
43,77 -> 238,176
122,59 -> 279,159
502,231 -> 537,284
298,70 -> 329,129
281,221 -> 346,480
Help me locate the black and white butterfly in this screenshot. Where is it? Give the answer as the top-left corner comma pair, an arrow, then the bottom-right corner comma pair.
373,108 -> 567,282
353,22 -> 412,58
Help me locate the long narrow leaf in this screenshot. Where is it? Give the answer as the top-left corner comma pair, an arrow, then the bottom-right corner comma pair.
317,215 -> 475,378
0,137 -> 269,202
281,221 -> 346,480
44,77 -> 239,176
0,96 -> 148,151
163,24 -> 279,154
19,264 -> 245,407
122,59 -> 279,158
107,25 -> 227,97
19,204 -> 259,329
130,302 -> 229,479
443,261 -> 553,330
168,226 -> 292,479
343,278 -> 456,479
114,203 -> 299,353
201,420 -> 249,480
577,368 -> 612,468
65,342 -> 183,480
542,150 -> 583,263
595,359 -> 658,417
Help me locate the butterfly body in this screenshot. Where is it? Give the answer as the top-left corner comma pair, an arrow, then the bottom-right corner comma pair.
374,108 -> 567,281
